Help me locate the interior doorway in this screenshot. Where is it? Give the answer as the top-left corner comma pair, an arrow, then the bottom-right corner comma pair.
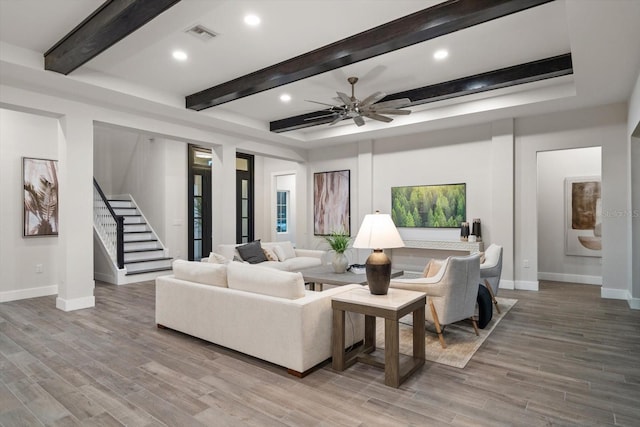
188,145 -> 212,260
536,146 -> 602,285
236,153 -> 254,243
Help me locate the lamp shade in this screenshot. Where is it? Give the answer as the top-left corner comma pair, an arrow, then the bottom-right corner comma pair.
352,212 -> 405,249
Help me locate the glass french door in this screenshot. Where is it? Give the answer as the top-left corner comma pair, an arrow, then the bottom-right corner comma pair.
236,153 -> 254,243
188,145 -> 212,260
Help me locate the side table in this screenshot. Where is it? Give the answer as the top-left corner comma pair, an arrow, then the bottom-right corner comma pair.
331,287 -> 426,388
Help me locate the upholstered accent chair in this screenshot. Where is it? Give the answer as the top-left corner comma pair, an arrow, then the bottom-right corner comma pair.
480,244 -> 503,314
389,254 -> 481,349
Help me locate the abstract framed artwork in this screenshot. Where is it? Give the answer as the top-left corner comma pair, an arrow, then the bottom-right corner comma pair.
391,183 -> 466,228
565,176 -> 601,257
313,169 -> 350,236
23,157 -> 59,237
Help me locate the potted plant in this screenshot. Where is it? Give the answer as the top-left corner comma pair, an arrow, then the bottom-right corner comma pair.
325,230 -> 351,273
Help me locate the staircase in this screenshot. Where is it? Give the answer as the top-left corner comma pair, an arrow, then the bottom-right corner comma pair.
110,199 -> 173,276
93,179 -> 172,285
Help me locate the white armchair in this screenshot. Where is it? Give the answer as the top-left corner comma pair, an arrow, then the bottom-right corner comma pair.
480,244 -> 503,313
389,254 -> 481,348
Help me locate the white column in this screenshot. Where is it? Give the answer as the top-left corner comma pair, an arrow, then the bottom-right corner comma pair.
56,113 -> 95,311
490,119 -> 515,289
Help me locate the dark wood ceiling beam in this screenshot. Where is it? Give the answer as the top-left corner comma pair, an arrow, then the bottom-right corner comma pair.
186,0 -> 554,111
44,0 -> 181,75
269,53 -> 573,133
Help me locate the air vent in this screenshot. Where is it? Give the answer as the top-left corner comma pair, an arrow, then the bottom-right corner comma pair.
185,24 -> 218,42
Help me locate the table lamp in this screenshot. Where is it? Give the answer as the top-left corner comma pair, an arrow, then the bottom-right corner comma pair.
352,211 -> 405,295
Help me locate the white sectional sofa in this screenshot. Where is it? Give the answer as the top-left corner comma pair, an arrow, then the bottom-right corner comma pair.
156,259 -> 364,376
213,240 -> 324,271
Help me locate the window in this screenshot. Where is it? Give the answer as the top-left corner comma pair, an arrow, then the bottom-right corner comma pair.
276,190 -> 288,233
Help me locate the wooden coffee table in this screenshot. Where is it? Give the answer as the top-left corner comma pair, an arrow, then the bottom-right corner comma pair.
300,265 -> 403,291
331,287 -> 426,388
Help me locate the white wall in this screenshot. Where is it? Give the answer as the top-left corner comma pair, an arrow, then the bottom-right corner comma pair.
0,109 -> 60,301
629,72 -> 640,307
537,147 -> 602,284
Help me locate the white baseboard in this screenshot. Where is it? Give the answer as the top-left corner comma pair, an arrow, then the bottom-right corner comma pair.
515,280 -> 539,291
56,295 -> 95,312
498,279 -> 515,290
0,285 -> 58,302
94,271 -> 116,284
628,297 -> 640,310
538,272 -> 602,285
600,287 -> 630,301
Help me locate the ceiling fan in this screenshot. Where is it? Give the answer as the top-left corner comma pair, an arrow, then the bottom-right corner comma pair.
307,77 -> 412,127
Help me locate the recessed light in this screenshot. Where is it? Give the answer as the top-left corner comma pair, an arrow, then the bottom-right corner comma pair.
172,50 -> 188,61
434,49 -> 448,60
280,94 -> 291,102
244,14 -> 261,26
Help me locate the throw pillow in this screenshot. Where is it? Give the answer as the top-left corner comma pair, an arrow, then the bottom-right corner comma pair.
422,258 -> 446,278
262,247 -> 279,262
279,241 -> 297,260
236,240 -> 268,264
272,245 -> 287,262
207,252 -> 229,264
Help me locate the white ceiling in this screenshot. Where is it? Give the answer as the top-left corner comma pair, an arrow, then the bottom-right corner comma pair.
1,0 -> 639,149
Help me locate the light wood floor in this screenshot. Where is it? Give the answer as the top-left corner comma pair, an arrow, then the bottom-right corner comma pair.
1,280 -> 639,426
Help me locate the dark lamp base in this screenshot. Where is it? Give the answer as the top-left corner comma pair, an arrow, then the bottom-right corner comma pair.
365,249 -> 392,295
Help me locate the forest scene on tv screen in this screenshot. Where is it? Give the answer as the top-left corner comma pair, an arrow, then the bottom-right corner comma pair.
391,183 -> 466,228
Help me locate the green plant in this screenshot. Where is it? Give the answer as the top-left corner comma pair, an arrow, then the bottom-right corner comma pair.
324,230 -> 351,254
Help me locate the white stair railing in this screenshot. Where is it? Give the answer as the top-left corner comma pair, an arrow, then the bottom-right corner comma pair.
93,179 -> 124,268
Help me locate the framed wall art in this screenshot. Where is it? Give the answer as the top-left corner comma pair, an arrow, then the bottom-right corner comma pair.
565,176 -> 601,257
391,183 -> 466,228
313,169 -> 350,235
23,157 -> 59,237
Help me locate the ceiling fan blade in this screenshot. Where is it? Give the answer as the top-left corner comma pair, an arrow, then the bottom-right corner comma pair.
359,91 -> 386,108
371,108 -> 411,115
353,115 -> 366,127
336,91 -> 352,106
305,99 -> 342,108
363,112 -> 393,123
329,114 -> 346,125
370,98 -> 411,109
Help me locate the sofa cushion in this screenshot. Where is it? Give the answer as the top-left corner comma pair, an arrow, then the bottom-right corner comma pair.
237,240 -> 268,264
173,259 -> 227,287
226,261 -> 305,299
280,256 -> 322,271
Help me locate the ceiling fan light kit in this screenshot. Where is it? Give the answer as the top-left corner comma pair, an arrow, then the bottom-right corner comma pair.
308,77 -> 412,127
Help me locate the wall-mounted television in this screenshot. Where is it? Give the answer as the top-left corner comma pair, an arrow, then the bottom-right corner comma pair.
391,183 -> 466,228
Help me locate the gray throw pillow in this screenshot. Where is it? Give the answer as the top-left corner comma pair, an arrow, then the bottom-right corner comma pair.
236,240 -> 268,264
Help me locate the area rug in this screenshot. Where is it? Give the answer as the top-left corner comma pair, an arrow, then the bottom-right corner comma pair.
375,297 -> 517,368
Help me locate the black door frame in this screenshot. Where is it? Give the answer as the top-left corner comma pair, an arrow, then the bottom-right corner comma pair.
188,145 -> 212,260
236,152 -> 254,243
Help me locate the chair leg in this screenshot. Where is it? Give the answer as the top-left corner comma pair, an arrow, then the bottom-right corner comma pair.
470,317 -> 479,336
484,279 -> 501,314
428,300 -> 446,349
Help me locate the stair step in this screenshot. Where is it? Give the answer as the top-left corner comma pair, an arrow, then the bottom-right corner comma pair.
113,207 -> 138,216
124,224 -> 148,232
124,240 -> 161,251
125,257 -> 173,273
124,249 -> 164,262
125,266 -> 173,276
124,232 -> 153,242
108,200 -> 134,208
122,215 -> 144,224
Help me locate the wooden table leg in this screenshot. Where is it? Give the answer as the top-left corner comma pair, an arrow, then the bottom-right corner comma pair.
364,315 -> 376,353
384,318 -> 400,388
413,305 -> 426,360
332,309 -> 345,370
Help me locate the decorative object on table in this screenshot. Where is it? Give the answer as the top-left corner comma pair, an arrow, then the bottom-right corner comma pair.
314,170 -> 350,235
471,218 -> 482,242
353,211 -> 405,295
324,230 -> 351,273
565,176 -> 602,257
391,183 -> 466,228
23,157 -> 59,237
460,221 -> 470,241
347,264 -> 366,274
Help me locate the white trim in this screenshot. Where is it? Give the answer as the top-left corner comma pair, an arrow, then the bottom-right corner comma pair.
628,297 -> 640,310
56,296 -> 95,311
515,280 -> 539,291
0,285 -> 58,302
498,279 -> 515,290
600,287 -> 629,301
94,271 -> 114,284
538,272 -> 602,285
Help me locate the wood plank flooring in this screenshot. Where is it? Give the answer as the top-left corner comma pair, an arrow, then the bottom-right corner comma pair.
1,280 -> 639,426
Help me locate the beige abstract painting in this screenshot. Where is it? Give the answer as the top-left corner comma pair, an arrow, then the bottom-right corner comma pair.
314,170 -> 350,235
